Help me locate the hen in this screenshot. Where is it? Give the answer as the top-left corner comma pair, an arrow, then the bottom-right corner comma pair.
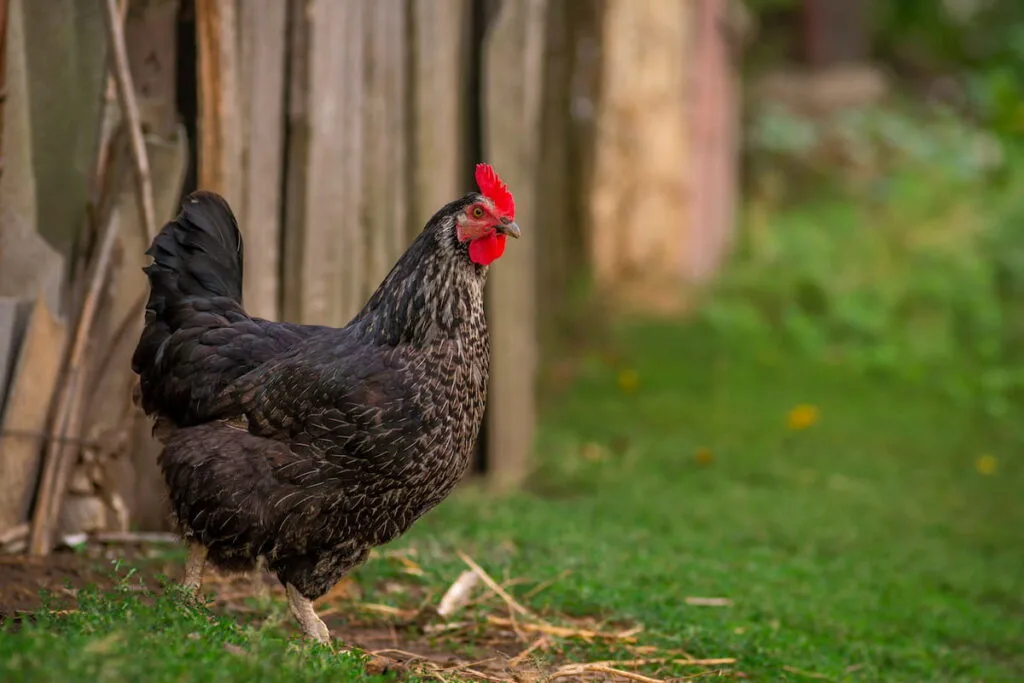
131,164 -> 519,643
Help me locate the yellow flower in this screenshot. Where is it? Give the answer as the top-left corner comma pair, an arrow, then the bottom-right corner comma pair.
694,447 -> 714,466
786,404 -> 819,431
580,442 -> 609,462
975,454 -> 998,475
617,369 -> 639,394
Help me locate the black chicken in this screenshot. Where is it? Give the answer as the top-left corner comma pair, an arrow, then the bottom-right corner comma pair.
131,164 -> 519,643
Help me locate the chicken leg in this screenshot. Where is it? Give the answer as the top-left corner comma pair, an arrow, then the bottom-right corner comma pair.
286,583 -> 331,644
182,543 -> 207,596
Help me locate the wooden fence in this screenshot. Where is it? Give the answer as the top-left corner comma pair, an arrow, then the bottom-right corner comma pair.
0,0 -> 742,554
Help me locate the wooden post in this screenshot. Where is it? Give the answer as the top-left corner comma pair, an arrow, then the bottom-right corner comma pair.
687,0 -> 741,283
482,0 -> 547,489
196,0 -> 242,206
237,0 -> 287,320
281,0 -> 311,323
0,297 -> 67,535
363,0 -> 411,295
532,0 -> 577,328
0,0 -> 64,312
410,0 -> 469,230
15,0 -> 107,253
283,0 -> 365,326
589,0 -> 692,311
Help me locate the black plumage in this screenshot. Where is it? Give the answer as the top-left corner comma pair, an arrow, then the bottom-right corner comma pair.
132,185 -> 518,641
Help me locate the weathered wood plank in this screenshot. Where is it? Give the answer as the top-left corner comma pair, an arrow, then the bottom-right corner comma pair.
0,296 -> 68,534
410,0 -> 469,230
237,0 -> 287,320
0,0 -> 64,312
0,297 -> 30,418
589,0 -> 692,311
533,0 -> 575,329
0,0 -> 8,134
288,0 -> 365,326
123,0 -> 179,139
363,0 -> 410,296
482,0 -> 547,489
688,0 -> 741,283
281,0 -> 311,322
335,1 -> 366,323
18,0 -> 107,252
196,0 -> 242,206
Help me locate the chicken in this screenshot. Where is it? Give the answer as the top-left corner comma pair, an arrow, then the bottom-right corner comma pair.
131,164 -> 519,644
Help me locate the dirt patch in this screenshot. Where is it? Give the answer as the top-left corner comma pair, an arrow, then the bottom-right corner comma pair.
0,552 -> 123,615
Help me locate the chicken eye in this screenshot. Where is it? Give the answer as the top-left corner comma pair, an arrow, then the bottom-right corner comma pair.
471,207 -> 485,219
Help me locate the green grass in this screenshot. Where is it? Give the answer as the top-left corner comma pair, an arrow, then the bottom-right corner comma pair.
0,582 -> 390,682
3,320 -> 1023,681
382,321 -> 1024,681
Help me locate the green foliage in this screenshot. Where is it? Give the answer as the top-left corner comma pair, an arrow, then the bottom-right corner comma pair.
718,104 -> 1024,418
872,0 -> 1024,139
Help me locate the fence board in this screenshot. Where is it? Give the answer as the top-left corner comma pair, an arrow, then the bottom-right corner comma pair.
281,0 -> 311,322
411,0 -> 469,230
482,0 -> 547,489
0,0 -> 64,312
0,297 -> 67,534
363,0 -> 410,295
196,0 -> 243,206
590,0 -> 692,311
238,0 -> 287,320
287,0 -> 365,326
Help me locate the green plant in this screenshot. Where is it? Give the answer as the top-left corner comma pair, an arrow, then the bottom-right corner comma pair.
717,104 -> 1024,419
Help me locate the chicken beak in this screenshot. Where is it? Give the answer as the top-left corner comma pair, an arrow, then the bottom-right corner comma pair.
498,222 -> 521,239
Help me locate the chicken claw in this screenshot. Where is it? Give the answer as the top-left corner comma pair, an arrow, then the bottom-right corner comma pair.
182,543 -> 207,598
286,583 -> 331,644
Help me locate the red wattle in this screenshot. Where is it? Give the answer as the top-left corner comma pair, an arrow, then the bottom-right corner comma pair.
468,234 -> 506,265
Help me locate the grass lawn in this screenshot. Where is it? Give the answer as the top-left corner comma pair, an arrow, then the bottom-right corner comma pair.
2,319 -> 1022,682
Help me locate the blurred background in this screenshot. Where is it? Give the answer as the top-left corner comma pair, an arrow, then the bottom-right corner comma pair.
2,1 -> 1024,678
0,0 -> 1023,649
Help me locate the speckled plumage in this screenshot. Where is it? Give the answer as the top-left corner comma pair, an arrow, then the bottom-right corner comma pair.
132,189 -> 503,607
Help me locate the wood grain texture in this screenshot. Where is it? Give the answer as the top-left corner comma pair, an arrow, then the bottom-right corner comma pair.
238,0 -> 287,320
288,0 -> 365,326
411,0 -> 469,230
0,298 -> 29,418
196,0 -> 242,205
364,0 -> 410,298
0,297 -> 67,534
482,0 -> 547,489
589,0 -> 692,311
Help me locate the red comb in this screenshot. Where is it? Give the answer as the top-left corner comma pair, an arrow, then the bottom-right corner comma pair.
475,163 -> 515,220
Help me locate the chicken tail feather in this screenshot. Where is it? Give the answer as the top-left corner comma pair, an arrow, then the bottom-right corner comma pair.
131,191 -> 248,413
143,190 -> 244,310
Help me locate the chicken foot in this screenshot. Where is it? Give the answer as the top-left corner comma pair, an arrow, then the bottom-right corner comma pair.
286,583 -> 331,644
182,543 -> 207,596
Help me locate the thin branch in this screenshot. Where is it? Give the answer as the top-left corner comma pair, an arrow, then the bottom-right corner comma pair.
91,531 -> 181,544
102,0 -> 158,242
27,199 -> 123,555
